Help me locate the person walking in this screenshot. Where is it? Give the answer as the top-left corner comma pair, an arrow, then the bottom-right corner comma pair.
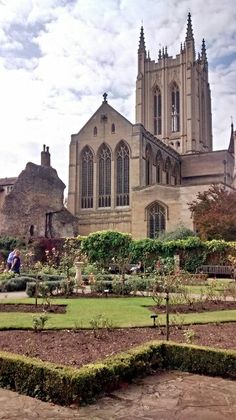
6,249 -> 16,271
10,250 -> 21,275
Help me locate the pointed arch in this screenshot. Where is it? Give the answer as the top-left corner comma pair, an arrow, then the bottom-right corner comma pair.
146,201 -> 166,238
111,123 -> 116,133
115,140 -> 130,206
165,157 -> 172,185
97,143 -> 111,207
80,146 -> 94,209
93,126 -> 97,136
156,150 -> 163,184
145,143 -> 153,186
170,82 -> 180,132
153,86 -> 162,135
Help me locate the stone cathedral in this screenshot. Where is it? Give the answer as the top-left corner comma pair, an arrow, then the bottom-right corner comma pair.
68,14 -> 236,240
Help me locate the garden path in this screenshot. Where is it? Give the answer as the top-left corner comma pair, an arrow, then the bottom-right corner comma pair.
1,371 -> 236,419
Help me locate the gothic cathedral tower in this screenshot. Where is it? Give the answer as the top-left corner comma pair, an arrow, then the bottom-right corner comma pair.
135,13 -> 213,154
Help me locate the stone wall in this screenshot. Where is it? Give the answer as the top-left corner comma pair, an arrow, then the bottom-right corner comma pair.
0,162 -> 78,239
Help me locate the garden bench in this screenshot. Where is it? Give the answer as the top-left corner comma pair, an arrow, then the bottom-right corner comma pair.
196,265 -> 235,279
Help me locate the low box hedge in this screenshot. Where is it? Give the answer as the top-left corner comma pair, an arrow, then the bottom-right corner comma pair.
26,281 -> 63,297
163,342 -> 236,378
1,276 -> 35,292
0,341 -> 235,406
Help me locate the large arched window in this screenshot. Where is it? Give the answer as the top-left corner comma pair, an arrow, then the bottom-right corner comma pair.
156,150 -> 163,184
145,144 -> 153,186
165,157 -> 172,185
98,144 -> 111,207
81,146 -> 93,209
116,141 -> 130,206
154,87 -> 162,135
147,202 -> 166,238
171,83 -> 180,132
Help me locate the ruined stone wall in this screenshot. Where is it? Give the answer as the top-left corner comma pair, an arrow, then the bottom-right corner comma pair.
0,162 -> 78,238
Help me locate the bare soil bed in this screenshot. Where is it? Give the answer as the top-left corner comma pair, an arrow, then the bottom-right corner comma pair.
0,323 -> 235,369
0,303 -> 66,313
151,300 -> 236,314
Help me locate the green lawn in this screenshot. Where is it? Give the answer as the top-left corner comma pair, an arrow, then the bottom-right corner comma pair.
0,296 -> 236,329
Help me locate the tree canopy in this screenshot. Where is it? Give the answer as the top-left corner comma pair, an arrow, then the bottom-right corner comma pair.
188,185 -> 236,241
80,230 -> 132,271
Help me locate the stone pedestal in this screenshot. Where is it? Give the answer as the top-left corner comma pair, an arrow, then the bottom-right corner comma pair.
75,261 -> 84,292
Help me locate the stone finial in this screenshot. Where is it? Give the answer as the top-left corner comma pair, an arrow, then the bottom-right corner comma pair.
186,12 -> 194,41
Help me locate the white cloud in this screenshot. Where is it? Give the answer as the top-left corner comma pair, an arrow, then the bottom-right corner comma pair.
0,0 -> 235,189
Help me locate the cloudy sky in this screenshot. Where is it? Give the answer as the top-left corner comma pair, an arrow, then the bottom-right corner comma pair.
0,0 -> 235,189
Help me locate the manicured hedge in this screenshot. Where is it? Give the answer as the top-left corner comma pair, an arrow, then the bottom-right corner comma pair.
162,342 -> 236,378
0,342 -> 235,406
0,276 -> 35,292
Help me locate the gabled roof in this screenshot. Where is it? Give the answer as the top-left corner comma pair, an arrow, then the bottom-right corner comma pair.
71,98 -> 133,140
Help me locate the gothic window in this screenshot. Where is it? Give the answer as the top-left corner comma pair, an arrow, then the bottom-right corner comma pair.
93,126 -> 97,136
81,146 -> 93,209
156,151 -> 163,184
111,123 -> 115,133
116,141 -> 130,206
154,87 -> 162,135
171,83 -> 180,132
98,144 -> 111,207
165,157 -> 172,185
147,202 -> 166,238
145,144 -> 153,186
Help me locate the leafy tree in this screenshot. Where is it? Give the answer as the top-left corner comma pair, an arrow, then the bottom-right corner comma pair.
157,224 -> 196,241
81,230 -> 132,280
188,185 -> 236,241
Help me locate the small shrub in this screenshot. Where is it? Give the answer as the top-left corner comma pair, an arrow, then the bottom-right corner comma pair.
91,280 -> 113,294
183,329 -> 197,344
60,279 -> 75,295
128,276 -> 151,295
89,314 -> 115,336
26,281 -> 62,297
32,313 -> 49,332
112,280 -> 133,295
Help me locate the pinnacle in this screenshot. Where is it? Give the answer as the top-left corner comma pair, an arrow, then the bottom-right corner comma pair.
186,12 -> 194,41
138,26 -> 146,52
